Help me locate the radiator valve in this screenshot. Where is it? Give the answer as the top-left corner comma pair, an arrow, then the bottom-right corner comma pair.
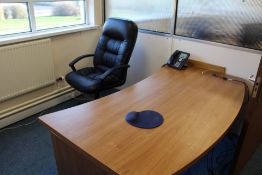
56,76 -> 65,82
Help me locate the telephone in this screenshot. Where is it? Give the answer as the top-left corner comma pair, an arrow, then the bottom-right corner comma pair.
166,50 -> 190,70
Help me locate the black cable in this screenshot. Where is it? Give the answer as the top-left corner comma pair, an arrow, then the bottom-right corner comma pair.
206,71 -> 250,104
0,111 -> 45,134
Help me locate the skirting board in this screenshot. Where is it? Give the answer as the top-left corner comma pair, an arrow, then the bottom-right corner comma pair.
0,90 -> 81,129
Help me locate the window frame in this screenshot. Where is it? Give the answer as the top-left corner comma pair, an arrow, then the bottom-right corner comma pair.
0,0 -> 94,44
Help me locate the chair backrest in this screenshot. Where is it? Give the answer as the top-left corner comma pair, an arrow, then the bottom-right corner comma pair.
94,18 -> 138,69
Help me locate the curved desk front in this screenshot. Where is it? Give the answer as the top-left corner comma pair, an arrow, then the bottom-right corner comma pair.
40,66 -> 245,175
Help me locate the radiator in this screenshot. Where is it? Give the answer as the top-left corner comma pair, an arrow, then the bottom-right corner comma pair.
0,39 -> 55,102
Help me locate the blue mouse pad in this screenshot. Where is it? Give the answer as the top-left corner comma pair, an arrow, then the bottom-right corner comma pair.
125,110 -> 164,129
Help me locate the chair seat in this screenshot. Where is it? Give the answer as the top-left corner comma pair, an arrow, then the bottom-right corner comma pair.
65,67 -> 121,93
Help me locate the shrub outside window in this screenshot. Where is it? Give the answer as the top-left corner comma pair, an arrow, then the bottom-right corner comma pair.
0,3 -> 30,36
0,0 -> 87,37
34,1 -> 85,30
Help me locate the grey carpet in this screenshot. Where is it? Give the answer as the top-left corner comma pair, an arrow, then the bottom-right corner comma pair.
0,90 -> 117,175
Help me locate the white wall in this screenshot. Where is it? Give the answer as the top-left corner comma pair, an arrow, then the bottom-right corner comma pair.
51,29 -> 100,78
125,32 -> 261,89
124,33 -> 172,87
173,37 -> 261,81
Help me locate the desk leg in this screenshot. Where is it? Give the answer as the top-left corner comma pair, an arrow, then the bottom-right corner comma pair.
51,133 -> 116,175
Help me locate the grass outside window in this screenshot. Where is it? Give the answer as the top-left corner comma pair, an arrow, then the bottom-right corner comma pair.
0,16 -> 82,36
0,1 -> 86,37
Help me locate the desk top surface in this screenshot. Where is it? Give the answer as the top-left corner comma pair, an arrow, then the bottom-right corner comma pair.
40,67 -> 245,175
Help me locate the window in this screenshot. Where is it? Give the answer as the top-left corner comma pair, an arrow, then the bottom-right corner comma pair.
175,0 -> 262,51
34,1 -> 85,30
0,0 -> 87,37
0,3 -> 30,35
105,0 -> 174,33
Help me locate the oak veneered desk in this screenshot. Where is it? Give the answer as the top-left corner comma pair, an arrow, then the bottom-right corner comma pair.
39,66 -> 245,175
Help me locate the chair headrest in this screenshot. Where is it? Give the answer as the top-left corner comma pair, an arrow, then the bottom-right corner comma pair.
102,18 -> 138,41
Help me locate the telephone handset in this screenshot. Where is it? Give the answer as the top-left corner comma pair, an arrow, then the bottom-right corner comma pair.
166,50 -> 190,70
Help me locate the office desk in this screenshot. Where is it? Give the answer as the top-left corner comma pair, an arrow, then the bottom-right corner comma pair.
40,67 -> 245,175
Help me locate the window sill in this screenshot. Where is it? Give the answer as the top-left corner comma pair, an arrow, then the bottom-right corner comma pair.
0,25 -> 101,46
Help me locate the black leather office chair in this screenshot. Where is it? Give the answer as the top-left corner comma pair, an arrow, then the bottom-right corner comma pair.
65,18 -> 138,99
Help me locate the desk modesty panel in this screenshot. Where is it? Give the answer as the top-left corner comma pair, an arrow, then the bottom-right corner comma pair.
40,67 -> 245,175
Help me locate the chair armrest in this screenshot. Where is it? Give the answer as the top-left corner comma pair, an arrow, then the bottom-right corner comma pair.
69,54 -> 94,71
98,65 -> 130,81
